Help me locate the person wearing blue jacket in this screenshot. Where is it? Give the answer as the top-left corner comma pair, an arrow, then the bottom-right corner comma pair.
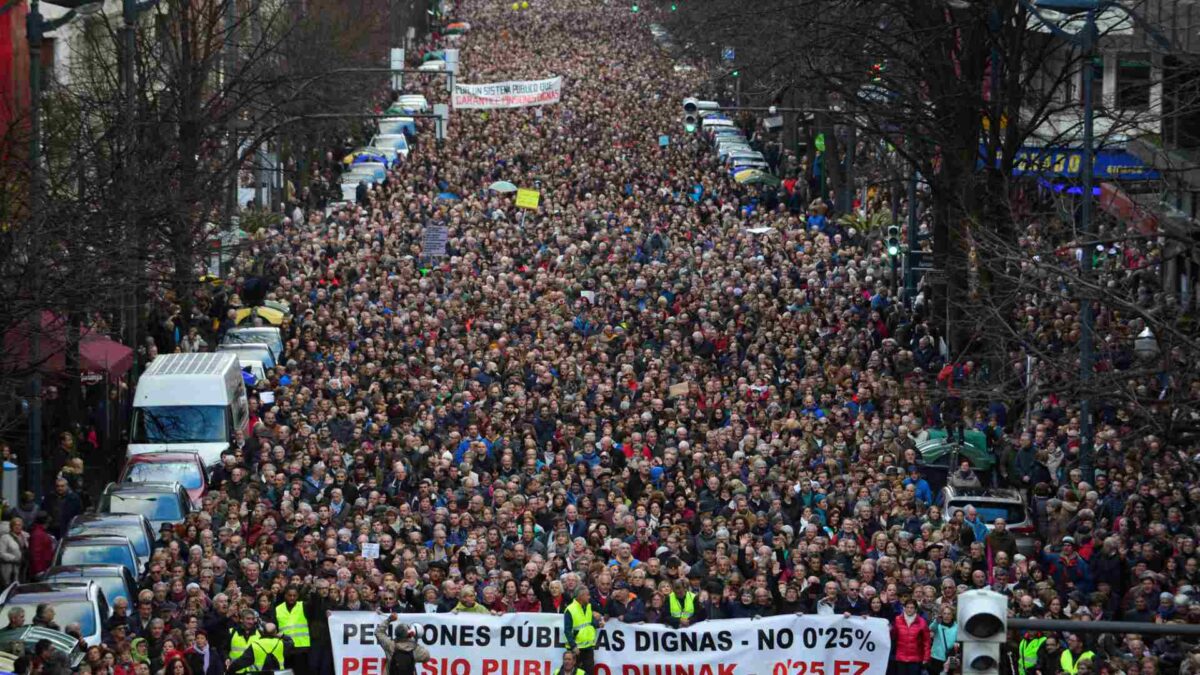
903,466 -> 934,505
928,604 -> 959,675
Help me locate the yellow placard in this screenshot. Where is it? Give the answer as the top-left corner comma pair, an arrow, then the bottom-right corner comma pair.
515,188 -> 541,210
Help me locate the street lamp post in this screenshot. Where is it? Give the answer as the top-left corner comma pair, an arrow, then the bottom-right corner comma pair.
0,0 -> 99,497
1023,0 -> 1171,484
120,0 -> 158,386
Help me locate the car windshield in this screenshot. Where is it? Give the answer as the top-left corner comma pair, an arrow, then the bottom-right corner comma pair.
5,601 -> 96,637
96,577 -> 130,606
948,501 -> 1026,524
103,493 -> 183,523
126,461 -> 202,490
69,522 -> 150,557
131,406 -> 226,443
59,543 -> 135,571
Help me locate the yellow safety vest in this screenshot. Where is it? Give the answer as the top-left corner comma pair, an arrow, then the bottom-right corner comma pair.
250,636 -> 286,672
276,601 -> 311,648
1061,650 -> 1095,675
669,592 -> 696,620
566,600 -> 596,649
230,629 -> 260,662
1019,637 -> 1046,675
554,669 -> 586,675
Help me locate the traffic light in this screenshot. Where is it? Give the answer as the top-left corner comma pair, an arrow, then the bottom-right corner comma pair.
731,69 -> 740,78
670,2 -> 677,9
957,590 -> 1008,675
682,97 -> 700,133
886,225 -> 900,256
631,3 -> 639,10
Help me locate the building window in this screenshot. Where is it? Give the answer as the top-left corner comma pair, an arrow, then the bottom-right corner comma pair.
1117,57 -> 1152,110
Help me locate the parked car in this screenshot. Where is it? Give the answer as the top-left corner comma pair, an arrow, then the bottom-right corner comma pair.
939,485 -> 1038,556
0,582 -> 109,647
0,626 -> 86,667
219,326 -> 283,362
67,513 -> 155,570
40,565 -> 137,609
52,534 -> 139,580
99,482 -> 191,530
216,343 -> 277,370
119,451 -> 208,508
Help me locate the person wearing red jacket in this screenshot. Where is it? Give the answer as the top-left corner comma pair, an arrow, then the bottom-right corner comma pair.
891,598 -> 932,675
28,514 -> 56,578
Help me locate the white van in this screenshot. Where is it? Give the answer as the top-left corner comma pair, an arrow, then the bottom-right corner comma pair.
127,352 -> 248,470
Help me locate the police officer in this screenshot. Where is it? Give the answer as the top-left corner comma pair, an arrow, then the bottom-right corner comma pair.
276,586 -> 311,675
665,579 -> 702,628
226,623 -> 291,674
227,610 -> 261,674
1017,632 -> 1046,675
563,587 -> 602,675
1060,634 -> 1095,675
554,651 -> 585,675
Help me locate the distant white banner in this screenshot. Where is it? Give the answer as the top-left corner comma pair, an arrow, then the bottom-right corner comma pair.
452,77 -> 562,109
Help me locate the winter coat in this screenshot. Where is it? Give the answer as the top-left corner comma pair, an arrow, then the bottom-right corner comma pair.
28,523 -> 55,577
0,521 -> 25,586
891,613 -> 932,664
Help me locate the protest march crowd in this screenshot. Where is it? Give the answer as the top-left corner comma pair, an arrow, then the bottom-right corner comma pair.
9,0 -> 1200,675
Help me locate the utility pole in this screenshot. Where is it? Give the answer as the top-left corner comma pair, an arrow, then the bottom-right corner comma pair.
224,0 -> 239,224
1077,8 -> 1097,485
24,0 -> 91,498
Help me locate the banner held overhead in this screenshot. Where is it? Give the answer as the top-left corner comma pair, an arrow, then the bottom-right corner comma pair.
452,76 -> 563,109
329,612 -> 890,675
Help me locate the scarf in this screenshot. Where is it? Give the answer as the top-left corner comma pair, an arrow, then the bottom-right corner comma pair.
193,644 -> 211,673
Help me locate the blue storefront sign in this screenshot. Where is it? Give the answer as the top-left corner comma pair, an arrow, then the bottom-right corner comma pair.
978,145 -> 1160,181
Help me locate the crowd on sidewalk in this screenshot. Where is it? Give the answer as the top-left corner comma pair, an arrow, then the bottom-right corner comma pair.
9,1 -> 1200,675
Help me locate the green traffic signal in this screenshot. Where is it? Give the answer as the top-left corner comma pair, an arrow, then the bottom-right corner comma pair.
671,2 -> 677,9
731,70 -> 739,77
631,3 -> 639,11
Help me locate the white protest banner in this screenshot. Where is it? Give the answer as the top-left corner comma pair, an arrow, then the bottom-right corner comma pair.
452,77 -> 563,109
329,612 -> 890,675
330,612 -> 563,675
598,616 -> 889,675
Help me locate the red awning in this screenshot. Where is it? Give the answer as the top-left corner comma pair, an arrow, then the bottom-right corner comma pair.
1099,182 -> 1158,236
2,311 -> 133,379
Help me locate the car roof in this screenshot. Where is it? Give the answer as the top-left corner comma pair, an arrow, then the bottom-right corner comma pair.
105,482 -> 181,494
944,486 -> 1024,501
62,534 -> 135,546
42,565 -> 130,578
125,452 -> 201,464
5,582 -> 94,601
70,513 -> 151,530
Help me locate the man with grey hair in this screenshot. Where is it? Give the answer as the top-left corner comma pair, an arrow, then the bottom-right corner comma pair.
4,607 -> 24,630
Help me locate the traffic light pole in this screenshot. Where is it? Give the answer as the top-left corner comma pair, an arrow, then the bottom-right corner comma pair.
1008,618 -> 1200,637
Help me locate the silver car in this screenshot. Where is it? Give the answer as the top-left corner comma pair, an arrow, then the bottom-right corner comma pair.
940,486 -> 1038,556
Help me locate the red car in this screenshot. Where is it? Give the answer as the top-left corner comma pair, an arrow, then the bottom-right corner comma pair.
118,451 -> 208,508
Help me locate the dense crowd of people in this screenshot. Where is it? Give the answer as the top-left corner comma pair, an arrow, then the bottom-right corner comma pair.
10,1 -> 1200,675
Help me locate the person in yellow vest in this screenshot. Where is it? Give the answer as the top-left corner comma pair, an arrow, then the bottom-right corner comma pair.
664,579 -> 703,629
563,586 -> 602,675
553,650 -> 585,675
1060,634 -> 1095,675
226,622 -> 294,674
276,586 -> 311,675
226,610 -> 261,674
1018,632 -> 1047,675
